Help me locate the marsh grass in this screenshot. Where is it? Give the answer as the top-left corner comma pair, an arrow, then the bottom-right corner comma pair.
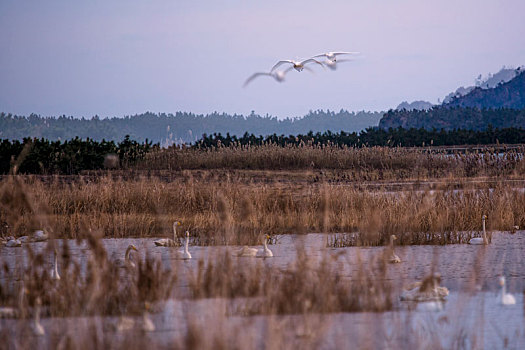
139,143 -> 525,180
1,173 -> 524,245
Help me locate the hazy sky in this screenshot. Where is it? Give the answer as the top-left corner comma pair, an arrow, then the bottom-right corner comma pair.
1,0 -> 524,119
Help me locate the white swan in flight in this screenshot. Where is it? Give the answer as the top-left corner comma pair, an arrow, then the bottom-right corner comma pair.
256,235 -> 273,258
323,58 -> 353,71
388,235 -> 401,263
244,64 -> 318,87
312,51 -> 359,62
498,276 -> 516,305
176,231 -> 192,260
51,248 -> 60,280
271,58 -> 324,72
469,215 -> 488,245
117,244 -> 138,268
244,67 -> 292,87
154,221 -> 181,247
400,273 -> 449,302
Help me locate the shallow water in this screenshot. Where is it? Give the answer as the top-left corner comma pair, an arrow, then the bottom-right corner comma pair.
1,232 -> 524,348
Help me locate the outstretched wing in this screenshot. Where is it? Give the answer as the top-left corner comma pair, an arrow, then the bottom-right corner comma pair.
283,66 -> 295,75
243,72 -> 271,87
332,51 -> 360,56
301,58 -> 325,69
270,60 -> 294,72
312,53 -> 328,58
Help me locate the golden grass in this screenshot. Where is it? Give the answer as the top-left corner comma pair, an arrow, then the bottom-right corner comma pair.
1,172 -> 524,244
138,144 -> 525,181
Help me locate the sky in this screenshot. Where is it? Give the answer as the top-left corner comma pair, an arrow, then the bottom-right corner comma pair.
1,0 -> 524,119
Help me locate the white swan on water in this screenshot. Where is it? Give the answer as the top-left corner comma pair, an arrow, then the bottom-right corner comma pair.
142,302 -> 155,332
256,235 -> 273,258
117,244 -> 138,268
234,235 -> 273,258
19,230 -> 48,243
400,273 -> 449,302
4,238 -> 22,248
176,231 -> 192,260
31,297 -> 45,336
271,58 -> 324,72
469,215 -> 488,245
388,235 -> 401,263
498,276 -> 516,305
154,221 -> 181,247
50,248 -> 60,280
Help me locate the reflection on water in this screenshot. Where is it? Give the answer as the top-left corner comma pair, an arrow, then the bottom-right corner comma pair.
1,232 -> 524,348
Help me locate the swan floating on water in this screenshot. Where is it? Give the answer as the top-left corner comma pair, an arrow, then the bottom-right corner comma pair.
176,231 -> 192,260
256,235 -> 273,258
312,51 -> 359,62
154,221 -> 181,247
31,297 -> 45,336
19,230 -> 49,243
4,237 -> 22,248
117,244 -> 138,268
469,215 -> 488,245
234,235 -> 273,257
498,276 -> 516,305
235,245 -> 258,257
271,58 -> 324,72
50,248 -> 60,280
401,273 -> 449,302
388,235 -> 401,263
142,302 -> 155,332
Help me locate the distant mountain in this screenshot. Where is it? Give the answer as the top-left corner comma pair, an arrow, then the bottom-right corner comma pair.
443,66 -> 523,104
379,106 -> 525,131
446,69 -> 525,109
396,100 -> 434,111
379,69 -> 525,131
0,110 -> 383,145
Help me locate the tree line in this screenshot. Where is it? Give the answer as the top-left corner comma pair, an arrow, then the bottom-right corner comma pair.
195,126 -> 525,149
0,110 -> 382,145
0,136 -> 156,175
379,107 -> 525,131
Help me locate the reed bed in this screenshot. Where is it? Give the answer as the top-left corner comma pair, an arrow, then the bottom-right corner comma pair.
138,143 -> 525,180
1,174 -> 524,244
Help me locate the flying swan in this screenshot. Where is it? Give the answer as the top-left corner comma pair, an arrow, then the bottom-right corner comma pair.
271,58 -> 324,72
244,67 -> 292,87
312,51 -> 359,62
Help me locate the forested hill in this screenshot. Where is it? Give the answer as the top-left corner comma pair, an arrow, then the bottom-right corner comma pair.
379,107 -> 525,131
446,70 -> 525,109
0,110 -> 382,145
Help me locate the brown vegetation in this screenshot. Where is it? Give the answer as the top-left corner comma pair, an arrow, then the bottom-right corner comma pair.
1,172 -> 524,244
